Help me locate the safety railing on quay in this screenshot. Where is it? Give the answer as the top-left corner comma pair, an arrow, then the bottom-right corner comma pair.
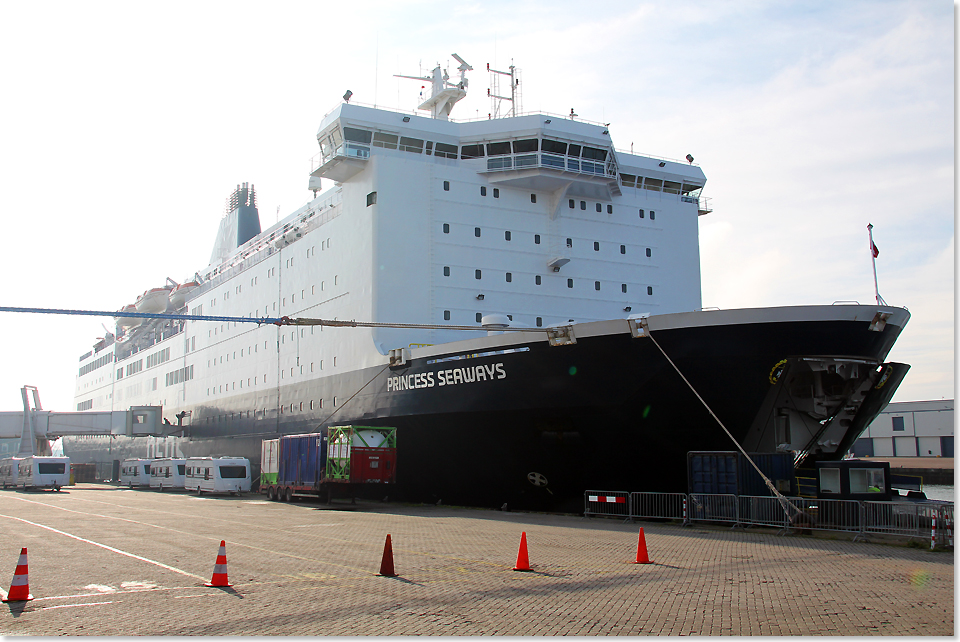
630,492 -> 688,521
583,491 -> 631,519
584,491 -> 954,546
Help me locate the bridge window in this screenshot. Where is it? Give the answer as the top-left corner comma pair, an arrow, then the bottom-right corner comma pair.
513,139 -> 539,153
487,141 -> 511,156
460,144 -> 485,159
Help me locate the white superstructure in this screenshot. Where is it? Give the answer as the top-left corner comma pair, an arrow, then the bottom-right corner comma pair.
74,58 -> 709,425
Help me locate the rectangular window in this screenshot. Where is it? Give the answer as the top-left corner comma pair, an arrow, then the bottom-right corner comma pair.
434,142 -> 458,158
621,245 -> 626,255
475,227 -> 481,237
372,132 -> 399,149
443,223 -> 450,233
480,186 -> 487,196
567,279 -> 574,288
476,313 -> 482,323
534,234 -> 541,244
443,180 -> 450,191
513,139 -> 539,153
493,188 -> 499,198
594,242 -> 600,251
530,193 -> 537,203
639,209 -> 645,218
622,284 -> 627,293
505,231 -> 511,241
366,191 -> 377,206
566,238 -> 573,248
535,275 -> 541,285
892,416 -> 905,431
596,203 -> 602,213
580,201 -> 586,210
650,211 -> 656,220
343,127 -> 372,143
460,144 -> 485,159
506,272 -> 512,283
542,139 -> 567,154
568,199 -> 575,209
487,141 -> 511,156
443,266 -> 450,277
399,136 -> 424,153
595,281 -> 601,291
444,310 -> 451,321
647,286 -> 654,295
536,317 -> 543,327
646,248 -> 652,257
475,269 -> 482,279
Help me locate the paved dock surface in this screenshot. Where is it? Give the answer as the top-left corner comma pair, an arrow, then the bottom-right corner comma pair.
0,485 -> 953,635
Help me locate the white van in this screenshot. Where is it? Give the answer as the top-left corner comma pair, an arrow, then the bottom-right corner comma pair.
185,457 -> 251,495
0,458 -> 23,489
18,457 -> 70,491
150,458 -> 187,491
119,458 -> 153,488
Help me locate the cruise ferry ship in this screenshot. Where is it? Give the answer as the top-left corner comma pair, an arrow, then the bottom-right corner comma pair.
69,56 -> 910,509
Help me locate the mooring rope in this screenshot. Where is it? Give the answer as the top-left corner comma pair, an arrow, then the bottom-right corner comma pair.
643,324 -> 803,521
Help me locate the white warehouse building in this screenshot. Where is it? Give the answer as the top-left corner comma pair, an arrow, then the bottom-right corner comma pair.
852,400 -> 954,458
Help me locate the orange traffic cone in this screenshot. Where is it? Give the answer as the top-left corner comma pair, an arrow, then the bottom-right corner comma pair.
204,540 -> 232,587
513,532 -> 532,571
2,547 -> 33,602
378,534 -> 397,577
634,528 -> 653,564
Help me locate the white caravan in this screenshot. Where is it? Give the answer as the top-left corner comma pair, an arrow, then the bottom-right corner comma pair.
18,456 -> 70,491
150,458 -> 187,491
119,458 -> 153,488
185,457 -> 250,495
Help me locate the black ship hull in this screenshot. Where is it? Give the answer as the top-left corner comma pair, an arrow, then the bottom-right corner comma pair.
63,305 -> 910,511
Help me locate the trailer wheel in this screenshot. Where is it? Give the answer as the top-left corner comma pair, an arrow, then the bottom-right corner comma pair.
284,487 -> 292,502
197,486 -> 203,496
267,487 -> 275,501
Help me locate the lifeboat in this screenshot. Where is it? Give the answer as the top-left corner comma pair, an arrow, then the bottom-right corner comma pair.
168,281 -> 199,310
117,304 -> 141,330
135,287 -> 173,314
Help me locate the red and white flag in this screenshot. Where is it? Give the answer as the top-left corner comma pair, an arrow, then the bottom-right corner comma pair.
871,240 -> 879,258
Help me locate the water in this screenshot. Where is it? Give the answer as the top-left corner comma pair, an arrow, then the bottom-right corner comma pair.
919,484 -> 954,502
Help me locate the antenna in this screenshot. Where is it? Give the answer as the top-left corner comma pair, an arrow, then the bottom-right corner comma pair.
487,60 -> 521,118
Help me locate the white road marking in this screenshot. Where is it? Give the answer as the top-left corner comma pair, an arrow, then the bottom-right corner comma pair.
83,584 -> 117,593
41,601 -> 114,610
0,513 -> 205,580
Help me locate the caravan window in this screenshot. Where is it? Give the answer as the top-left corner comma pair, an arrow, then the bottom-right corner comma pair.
219,466 -> 248,479
38,463 -> 65,475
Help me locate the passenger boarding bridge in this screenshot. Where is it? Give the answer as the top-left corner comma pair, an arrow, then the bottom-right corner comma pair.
0,386 -> 164,456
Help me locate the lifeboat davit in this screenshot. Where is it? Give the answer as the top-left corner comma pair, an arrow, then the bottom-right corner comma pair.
168,281 -> 199,310
117,303 -> 141,330
135,287 -> 173,314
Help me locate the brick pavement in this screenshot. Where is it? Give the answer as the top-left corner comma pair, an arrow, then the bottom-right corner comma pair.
0,484 -> 953,635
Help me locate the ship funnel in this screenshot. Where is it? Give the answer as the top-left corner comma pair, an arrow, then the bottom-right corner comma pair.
209,183 -> 262,266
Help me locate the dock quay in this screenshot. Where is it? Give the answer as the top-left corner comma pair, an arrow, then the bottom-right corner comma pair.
862,457 -> 955,486
0,484 -> 953,636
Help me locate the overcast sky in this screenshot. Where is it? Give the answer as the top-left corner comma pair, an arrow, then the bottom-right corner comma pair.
0,0 -> 953,412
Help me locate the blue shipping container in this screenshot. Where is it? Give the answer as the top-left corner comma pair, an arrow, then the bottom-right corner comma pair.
278,433 -> 327,487
687,452 -> 795,496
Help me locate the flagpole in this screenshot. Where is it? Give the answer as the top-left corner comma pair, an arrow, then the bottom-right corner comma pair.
867,223 -> 886,306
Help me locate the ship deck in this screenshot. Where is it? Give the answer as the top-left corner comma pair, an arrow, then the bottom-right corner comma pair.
0,484 -> 952,635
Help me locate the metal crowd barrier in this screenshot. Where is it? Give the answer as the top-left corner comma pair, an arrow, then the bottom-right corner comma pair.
631,492 -> 687,521
583,491 -> 631,519
738,495 -> 790,529
583,490 -> 954,546
687,493 -> 739,525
